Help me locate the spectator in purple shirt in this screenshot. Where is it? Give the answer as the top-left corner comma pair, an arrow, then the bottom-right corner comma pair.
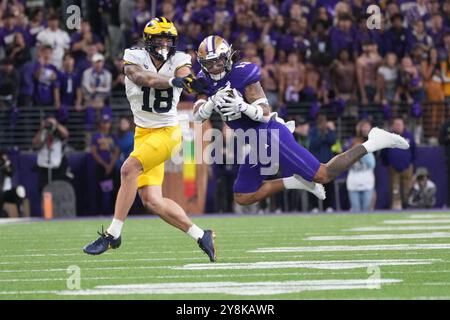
309,19 -> 332,67
411,20 -> 433,50
260,14 -> 285,54
18,61 -> 35,108
329,13 -> 356,59
0,11 -> 28,55
91,113 -> 120,215
5,32 -> 31,68
59,54 -> 82,119
383,13 -> 414,59
354,14 -> 383,55
278,18 -> 311,58
381,117 -> 416,209
229,11 -> 260,50
26,8 -> 46,49
428,13 -> 448,51
70,21 -> 104,66
132,0 -> 151,43
32,45 -> 60,108
159,1 -> 184,27
0,57 -> 19,110
177,21 -> 204,52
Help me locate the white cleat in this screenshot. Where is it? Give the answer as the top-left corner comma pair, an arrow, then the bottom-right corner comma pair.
368,127 -> 410,150
293,174 -> 326,200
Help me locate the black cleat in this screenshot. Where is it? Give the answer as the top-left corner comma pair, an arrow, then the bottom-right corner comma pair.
83,227 -> 121,255
198,230 -> 217,262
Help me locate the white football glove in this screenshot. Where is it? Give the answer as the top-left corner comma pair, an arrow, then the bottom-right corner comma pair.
220,88 -> 244,116
210,85 -> 232,107
221,88 -> 265,121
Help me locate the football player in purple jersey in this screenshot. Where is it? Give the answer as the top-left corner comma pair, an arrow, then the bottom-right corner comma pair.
193,35 -> 410,207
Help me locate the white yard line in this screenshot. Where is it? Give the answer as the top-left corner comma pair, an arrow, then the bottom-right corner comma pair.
172,259 -> 439,271
0,218 -> 34,225
54,279 -> 402,296
407,214 -> 450,219
305,232 -> 450,241
346,226 -> 450,232
249,243 -> 450,253
383,219 -> 450,224
0,254 -> 305,266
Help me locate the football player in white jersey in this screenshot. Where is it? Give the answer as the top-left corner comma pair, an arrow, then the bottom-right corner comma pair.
83,17 -> 216,262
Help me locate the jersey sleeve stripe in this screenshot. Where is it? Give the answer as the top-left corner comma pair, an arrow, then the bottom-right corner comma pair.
243,66 -> 259,84
123,60 -> 138,66
174,63 -> 192,72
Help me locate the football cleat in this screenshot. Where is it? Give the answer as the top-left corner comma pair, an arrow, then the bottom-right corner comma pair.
293,174 -> 326,200
367,127 -> 410,151
83,227 -> 121,255
198,230 -> 217,262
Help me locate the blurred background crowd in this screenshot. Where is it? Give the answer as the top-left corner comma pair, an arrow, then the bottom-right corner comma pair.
0,0 -> 449,217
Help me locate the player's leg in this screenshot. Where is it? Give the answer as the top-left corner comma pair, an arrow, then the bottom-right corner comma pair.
83,126 -> 171,255
82,155 -> 143,255
139,185 -> 194,231
234,124 -> 325,206
132,126 -> 216,262
138,181 -> 216,262
313,127 -> 410,184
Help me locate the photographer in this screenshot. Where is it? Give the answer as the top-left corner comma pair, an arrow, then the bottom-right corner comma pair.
0,151 -> 26,218
408,167 -> 437,209
32,115 -> 71,193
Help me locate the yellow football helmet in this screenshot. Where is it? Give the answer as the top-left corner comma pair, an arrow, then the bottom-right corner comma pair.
143,17 -> 178,61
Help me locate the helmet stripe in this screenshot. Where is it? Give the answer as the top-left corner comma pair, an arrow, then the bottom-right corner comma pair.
211,36 -> 216,52
207,36 -> 214,53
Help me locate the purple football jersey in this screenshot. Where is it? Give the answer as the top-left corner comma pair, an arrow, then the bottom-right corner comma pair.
197,61 -> 263,130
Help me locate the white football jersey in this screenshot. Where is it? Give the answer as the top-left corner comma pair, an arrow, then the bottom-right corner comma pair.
123,48 -> 191,128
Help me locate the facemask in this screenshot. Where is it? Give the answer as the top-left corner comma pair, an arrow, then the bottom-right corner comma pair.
157,47 -> 169,60
210,71 -> 226,81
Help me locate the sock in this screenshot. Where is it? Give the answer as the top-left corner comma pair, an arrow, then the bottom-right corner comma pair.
187,224 -> 204,240
107,218 -> 124,239
282,176 -> 302,189
362,140 -> 377,153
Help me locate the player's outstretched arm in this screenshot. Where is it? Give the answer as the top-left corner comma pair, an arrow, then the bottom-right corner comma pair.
124,64 -> 172,89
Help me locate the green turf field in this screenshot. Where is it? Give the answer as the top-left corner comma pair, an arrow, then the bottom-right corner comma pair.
1,211 -> 450,299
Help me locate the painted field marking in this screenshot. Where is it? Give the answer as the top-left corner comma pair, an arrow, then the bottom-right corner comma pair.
0,218 -> 33,225
173,259 -> 438,271
0,265 -> 166,274
0,279 -> 401,296
347,226 -> 450,232
249,243 -> 450,253
305,232 -> 450,241
54,279 -> 402,296
0,254 -> 304,266
383,219 -> 450,224
407,214 -> 450,219
6,268 -> 450,284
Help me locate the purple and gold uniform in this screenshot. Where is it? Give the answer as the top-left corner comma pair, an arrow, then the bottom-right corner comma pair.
197,62 -> 321,194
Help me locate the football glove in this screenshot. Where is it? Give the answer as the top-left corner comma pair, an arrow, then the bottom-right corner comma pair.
220,88 -> 264,121
170,75 -> 208,94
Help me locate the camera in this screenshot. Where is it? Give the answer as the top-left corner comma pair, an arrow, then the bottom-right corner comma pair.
44,120 -> 56,132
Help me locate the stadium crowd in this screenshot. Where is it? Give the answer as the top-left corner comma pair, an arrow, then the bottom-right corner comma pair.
0,0 -> 449,215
